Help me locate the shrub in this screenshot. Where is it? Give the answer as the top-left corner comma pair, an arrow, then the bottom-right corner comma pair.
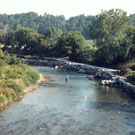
7,81 -> 23,95
0,94 -> 7,103
4,90 -> 17,100
0,81 -> 6,87
22,77 -> 31,87
0,49 -> 4,58
0,69 -> 2,76
27,67 -> 40,84
6,70 -> 19,79
0,59 -> 5,66
8,55 -> 21,65
18,63 -> 28,70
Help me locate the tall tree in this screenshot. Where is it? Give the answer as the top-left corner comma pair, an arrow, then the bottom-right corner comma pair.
89,9 -> 130,64
14,28 -> 40,54
56,31 -> 85,60
0,25 -> 8,45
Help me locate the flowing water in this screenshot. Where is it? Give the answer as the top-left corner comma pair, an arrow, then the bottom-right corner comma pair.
0,66 -> 135,135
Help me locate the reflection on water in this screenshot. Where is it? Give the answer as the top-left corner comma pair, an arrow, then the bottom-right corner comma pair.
0,66 -> 135,135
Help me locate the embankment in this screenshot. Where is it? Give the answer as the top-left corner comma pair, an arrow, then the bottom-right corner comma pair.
0,73 -> 50,112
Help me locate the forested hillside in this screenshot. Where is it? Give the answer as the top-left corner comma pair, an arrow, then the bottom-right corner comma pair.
0,12 -> 94,39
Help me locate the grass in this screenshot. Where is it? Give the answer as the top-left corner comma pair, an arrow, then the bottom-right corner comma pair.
0,50 -> 40,105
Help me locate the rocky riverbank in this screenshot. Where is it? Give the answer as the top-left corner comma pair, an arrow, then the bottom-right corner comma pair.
0,74 -> 50,112
22,58 -> 135,98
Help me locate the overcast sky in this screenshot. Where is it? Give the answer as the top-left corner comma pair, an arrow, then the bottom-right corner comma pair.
0,0 -> 134,18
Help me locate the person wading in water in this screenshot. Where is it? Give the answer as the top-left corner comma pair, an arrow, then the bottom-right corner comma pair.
65,75 -> 68,83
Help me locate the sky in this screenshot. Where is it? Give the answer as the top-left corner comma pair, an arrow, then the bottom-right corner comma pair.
0,0 -> 134,19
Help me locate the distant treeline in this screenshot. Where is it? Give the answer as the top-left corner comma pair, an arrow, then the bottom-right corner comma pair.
1,9 -> 135,65
0,12 -> 94,39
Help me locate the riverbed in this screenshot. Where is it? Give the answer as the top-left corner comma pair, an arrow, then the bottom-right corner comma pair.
0,66 -> 135,135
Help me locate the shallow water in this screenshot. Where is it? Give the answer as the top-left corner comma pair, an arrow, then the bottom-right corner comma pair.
0,66 -> 135,135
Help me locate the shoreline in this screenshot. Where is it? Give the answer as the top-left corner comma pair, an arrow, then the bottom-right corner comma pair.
0,74 -> 50,112
22,58 -> 135,99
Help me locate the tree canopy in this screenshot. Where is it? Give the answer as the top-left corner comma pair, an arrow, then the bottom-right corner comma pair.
0,12 -> 94,39
89,9 -> 131,64
56,31 -> 85,60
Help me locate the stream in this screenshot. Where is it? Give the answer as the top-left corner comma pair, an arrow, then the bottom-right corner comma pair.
0,66 -> 135,135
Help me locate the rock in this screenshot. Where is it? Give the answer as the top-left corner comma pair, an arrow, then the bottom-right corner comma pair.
94,72 -> 102,79
78,69 -> 86,74
22,58 -> 135,98
87,75 -> 94,80
101,71 -> 113,80
100,79 -> 116,86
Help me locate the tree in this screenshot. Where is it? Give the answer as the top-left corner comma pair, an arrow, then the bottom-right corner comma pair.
0,25 -> 8,45
56,31 -> 85,60
126,25 -> 135,60
0,12 -> 94,39
89,9 -> 130,64
45,26 -> 62,46
14,28 -> 40,54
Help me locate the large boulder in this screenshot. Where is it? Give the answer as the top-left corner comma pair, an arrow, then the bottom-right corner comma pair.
95,71 -> 113,80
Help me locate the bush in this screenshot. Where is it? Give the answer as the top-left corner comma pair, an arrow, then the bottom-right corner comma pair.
7,81 -> 23,95
0,94 -> 7,103
9,55 -> 21,65
0,81 -> 6,87
0,69 -> 2,76
0,59 -> 5,66
0,50 -> 40,105
22,77 -> 31,87
4,90 -> 17,100
27,67 -> 40,84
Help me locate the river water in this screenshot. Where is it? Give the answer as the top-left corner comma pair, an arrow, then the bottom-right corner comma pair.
0,66 -> 135,135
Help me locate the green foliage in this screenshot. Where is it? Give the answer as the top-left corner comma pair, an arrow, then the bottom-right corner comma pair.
0,12 -> 94,39
77,45 -> 96,63
126,26 -> 135,60
4,90 -> 17,100
7,81 -> 23,95
85,40 -> 96,48
0,50 -> 40,105
44,27 -> 63,56
56,31 -> 85,60
8,55 -> 21,65
27,67 -> 40,84
67,15 -> 94,39
0,59 -> 5,66
14,28 -> 40,54
0,94 -> 7,103
89,9 -> 130,64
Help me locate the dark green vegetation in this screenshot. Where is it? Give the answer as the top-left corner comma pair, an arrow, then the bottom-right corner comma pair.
89,9 -> 132,65
0,49 -> 40,105
88,9 -> 135,83
0,13 -> 94,39
1,9 -> 135,84
0,26 -> 93,63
